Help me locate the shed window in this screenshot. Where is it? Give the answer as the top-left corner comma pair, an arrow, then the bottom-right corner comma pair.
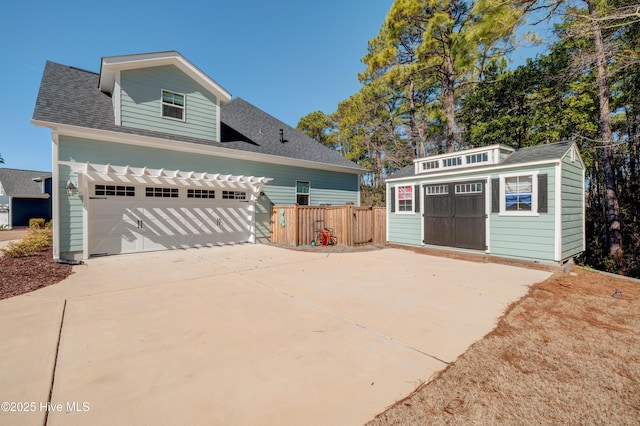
505,176 -> 532,211
161,90 -> 185,121
397,185 -> 413,212
296,181 -> 310,205
493,173 -> 547,216
426,185 -> 449,195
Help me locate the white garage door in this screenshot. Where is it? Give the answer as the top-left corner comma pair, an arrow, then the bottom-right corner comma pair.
89,184 -> 252,256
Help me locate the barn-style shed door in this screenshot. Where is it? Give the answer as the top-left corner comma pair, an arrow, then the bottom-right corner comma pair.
423,180 -> 486,250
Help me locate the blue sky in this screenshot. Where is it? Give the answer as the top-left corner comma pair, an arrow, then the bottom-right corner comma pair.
0,0 -> 550,172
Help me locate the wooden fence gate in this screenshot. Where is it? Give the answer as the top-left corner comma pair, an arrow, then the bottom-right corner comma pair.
270,204 -> 386,247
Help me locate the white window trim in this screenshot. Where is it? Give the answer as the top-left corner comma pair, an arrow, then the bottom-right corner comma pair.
161,89 -> 186,122
499,171 -> 539,216
395,185 -> 415,214
0,183 -> 4,197
296,180 -> 310,206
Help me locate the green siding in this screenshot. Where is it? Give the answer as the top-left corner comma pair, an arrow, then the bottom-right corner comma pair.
561,151 -> 585,259
120,65 -> 219,141
57,165 -> 83,253
57,136 -> 359,249
489,165 -> 557,262
387,180 -> 422,246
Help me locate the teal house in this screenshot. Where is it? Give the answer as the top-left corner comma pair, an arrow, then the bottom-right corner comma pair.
32,52 -> 364,261
385,142 -> 585,264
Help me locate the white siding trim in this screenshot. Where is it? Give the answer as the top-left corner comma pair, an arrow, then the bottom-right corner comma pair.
81,173 -> 90,260
554,163 -> 562,261
385,183 -> 390,243
216,98 -> 221,142
52,133 -> 60,260
485,179 -> 491,253
113,71 -> 121,126
582,167 -> 586,252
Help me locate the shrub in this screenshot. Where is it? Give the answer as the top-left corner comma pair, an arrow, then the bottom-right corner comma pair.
29,218 -> 45,229
45,220 -> 53,229
1,228 -> 52,258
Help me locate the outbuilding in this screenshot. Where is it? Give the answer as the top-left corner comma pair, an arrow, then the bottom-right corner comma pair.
385,141 -> 585,264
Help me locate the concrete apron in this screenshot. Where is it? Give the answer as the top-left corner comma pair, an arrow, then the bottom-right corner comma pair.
0,245 -> 551,426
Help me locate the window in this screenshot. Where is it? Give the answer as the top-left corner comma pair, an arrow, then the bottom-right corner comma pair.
455,183 -> 483,194
442,157 -> 462,167
426,185 -> 449,195
505,175 -> 533,211
187,189 -> 216,199
222,190 -> 246,200
0,183 -> 4,197
146,187 -> 178,198
397,186 -> 413,212
466,153 -> 489,164
296,181 -> 310,205
95,185 -> 135,197
161,90 -> 185,121
421,160 -> 439,171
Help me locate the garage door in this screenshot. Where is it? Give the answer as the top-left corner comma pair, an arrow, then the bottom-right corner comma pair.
89,184 -> 252,256
423,181 -> 486,250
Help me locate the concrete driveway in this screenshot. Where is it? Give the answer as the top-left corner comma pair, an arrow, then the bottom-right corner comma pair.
0,245 -> 551,425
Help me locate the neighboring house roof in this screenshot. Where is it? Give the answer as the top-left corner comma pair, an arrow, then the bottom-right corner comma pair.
32,61 -> 365,173
0,168 -> 51,198
386,141 -> 575,181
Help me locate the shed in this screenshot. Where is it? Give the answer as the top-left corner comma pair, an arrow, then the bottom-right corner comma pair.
385,141 -> 585,264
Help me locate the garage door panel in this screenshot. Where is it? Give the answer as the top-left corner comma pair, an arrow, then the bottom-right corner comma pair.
215,204 -> 251,244
182,205 -> 222,247
88,186 -> 255,256
89,200 -> 143,255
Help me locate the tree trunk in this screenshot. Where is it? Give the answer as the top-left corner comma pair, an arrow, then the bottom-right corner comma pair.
588,0 -> 622,258
443,54 -> 457,153
408,76 -> 425,158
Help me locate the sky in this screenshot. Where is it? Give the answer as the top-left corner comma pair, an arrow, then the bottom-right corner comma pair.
0,0 -> 551,173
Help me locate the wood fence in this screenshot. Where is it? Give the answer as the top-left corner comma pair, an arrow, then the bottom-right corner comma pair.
270,204 -> 386,247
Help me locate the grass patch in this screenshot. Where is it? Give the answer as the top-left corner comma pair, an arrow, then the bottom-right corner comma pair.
368,269 -> 640,425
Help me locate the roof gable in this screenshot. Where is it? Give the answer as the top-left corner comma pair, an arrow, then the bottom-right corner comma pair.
98,51 -> 231,105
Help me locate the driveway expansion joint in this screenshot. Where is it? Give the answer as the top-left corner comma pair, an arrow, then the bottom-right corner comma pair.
243,272 -> 450,366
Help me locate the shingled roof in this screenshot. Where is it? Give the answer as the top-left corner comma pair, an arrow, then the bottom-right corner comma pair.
32,61 -> 364,172
0,168 -> 51,198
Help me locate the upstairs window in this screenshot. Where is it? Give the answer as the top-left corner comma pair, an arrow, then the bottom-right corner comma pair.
161,90 -> 185,121
296,181 -> 310,205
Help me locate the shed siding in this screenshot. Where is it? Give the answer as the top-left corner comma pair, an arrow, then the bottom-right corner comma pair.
489,165 -> 556,262
120,65 -> 219,141
561,153 -> 585,259
57,136 -> 359,250
386,180 -> 423,246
